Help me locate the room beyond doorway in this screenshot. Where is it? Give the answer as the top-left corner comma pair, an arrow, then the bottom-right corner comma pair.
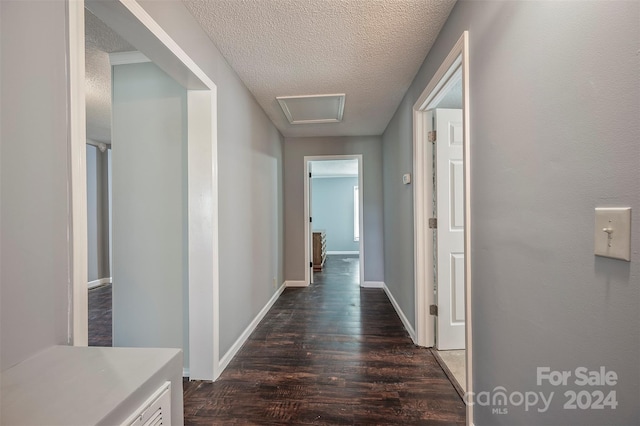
304,155 -> 364,287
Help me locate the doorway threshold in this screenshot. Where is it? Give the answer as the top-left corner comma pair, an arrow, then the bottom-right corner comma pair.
431,348 -> 466,401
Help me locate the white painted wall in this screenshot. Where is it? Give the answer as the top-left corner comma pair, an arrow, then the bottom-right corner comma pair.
111,61 -> 189,370
0,0 -> 71,371
284,136 -> 384,282
382,1 -> 639,424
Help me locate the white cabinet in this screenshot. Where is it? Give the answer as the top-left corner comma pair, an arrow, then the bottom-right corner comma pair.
1,346 -> 183,426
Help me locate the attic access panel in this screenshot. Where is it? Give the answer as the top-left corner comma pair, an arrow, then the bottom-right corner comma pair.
277,94 -> 345,124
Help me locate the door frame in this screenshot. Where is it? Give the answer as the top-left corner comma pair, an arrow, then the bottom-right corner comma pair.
412,31 -> 472,420
303,155 -> 364,286
68,0 -> 221,380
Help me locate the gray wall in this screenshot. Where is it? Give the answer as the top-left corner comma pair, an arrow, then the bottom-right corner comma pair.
284,137 -> 384,282
111,62 -> 189,369
87,145 -> 99,282
382,1 -> 640,424
312,177 -> 360,252
138,1 -> 285,357
86,142 -> 110,282
0,0 -> 71,371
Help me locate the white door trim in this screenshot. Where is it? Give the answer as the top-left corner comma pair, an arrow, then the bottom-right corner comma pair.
412,31 -> 473,423
304,155 -> 364,287
67,0 -> 89,347
68,0 -> 220,381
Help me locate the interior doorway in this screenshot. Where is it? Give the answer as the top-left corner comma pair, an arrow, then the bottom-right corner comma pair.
85,139 -> 112,347
69,0 -> 220,380
304,155 -> 364,287
413,31 -> 472,419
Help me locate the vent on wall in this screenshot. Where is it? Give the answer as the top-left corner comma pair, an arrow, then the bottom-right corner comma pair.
276,94 -> 345,124
123,382 -> 171,426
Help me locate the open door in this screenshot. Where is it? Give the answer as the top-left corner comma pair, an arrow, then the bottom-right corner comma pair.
433,108 -> 465,350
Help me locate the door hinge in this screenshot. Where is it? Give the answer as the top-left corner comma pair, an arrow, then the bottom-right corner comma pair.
428,218 -> 437,229
310,216 -> 312,223
309,172 -> 312,178
430,305 -> 438,316
428,130 -> 437,143
310,262 -> 313,268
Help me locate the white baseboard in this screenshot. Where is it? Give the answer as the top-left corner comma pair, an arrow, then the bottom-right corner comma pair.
285,280 -> 308,287
383,283 -> 417,343
182,367 -> 189,378
88,277 -> 112,289
362,281 -> 384,288
326,251 -> 359,255
218,283 -> 286,372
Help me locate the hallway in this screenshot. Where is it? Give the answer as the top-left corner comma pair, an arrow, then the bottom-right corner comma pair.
183,256 -> 465,424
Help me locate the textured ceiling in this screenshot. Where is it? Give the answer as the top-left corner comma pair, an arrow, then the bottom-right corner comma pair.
183,0 -> 457,137
85,9 -> 134,143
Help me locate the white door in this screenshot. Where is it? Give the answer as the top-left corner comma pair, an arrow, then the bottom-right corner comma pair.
434,108 -> 465,350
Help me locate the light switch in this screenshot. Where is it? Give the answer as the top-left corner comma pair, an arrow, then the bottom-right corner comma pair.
402,173 -> 411,185
594,207 -> 631,261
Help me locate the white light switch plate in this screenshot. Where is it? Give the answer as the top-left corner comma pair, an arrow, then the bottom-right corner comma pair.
594,207 -> 631,261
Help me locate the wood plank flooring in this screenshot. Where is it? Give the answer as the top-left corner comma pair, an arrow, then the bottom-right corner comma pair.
88,283 -> 112,347
184,255 -> 465,425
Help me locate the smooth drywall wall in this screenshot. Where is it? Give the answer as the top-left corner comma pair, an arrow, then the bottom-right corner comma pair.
137,1 -> 284,357
86,142 -> 110,283
312,177 -> 359,252
284,137 -> 384,282
1,0 -> 70,371
87,145 -> 100,282
111,61 -> 189,369
382,1 -> 639,424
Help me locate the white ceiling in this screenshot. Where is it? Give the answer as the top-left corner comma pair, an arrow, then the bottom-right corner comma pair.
183,0 -> 457,138
311,159 -> 358,177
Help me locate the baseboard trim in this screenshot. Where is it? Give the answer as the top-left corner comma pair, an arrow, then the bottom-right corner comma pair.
88,277 -> 112,289
218,283 -> 286,372
326,251 -> 359,255
285,280 -> 308,287
362,281 -> 384,288
383,283 -> 417,343
182,367 -> 189,378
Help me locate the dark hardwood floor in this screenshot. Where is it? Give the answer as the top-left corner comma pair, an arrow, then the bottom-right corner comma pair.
184,255 -> 465,425
88,283 -> 112,347
86,257 -> 465,423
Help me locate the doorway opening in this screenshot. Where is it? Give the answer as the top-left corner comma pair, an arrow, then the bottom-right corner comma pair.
413,31 -> 472,420
85,138 -> 112,347
68,0 -> 220,380
304,155 -> 364,287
